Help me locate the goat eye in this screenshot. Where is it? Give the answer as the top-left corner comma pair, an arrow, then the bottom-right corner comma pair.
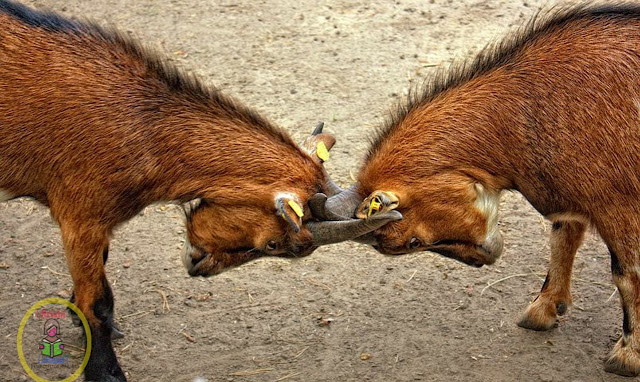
409,237 -> 421,249
266,241 -> 279,251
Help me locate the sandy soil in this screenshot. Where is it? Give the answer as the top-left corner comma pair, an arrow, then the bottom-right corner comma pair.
0,0 -> 633,381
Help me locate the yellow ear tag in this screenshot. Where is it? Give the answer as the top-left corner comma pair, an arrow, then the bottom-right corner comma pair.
288,200 -> 304,218
368,198 -> 382,217
316,141 -> 330,162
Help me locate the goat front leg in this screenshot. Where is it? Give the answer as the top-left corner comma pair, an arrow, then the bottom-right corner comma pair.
61,222 -> 126,382
518,220 -> 586,330
604,247 -> 640,376
69,245 -> 124,339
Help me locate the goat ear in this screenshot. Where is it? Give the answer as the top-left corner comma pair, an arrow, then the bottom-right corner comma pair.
299,122 -> 336,164
275,194 -> 304,233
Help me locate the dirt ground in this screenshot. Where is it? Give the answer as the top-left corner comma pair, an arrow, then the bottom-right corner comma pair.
0,0 -> 635,381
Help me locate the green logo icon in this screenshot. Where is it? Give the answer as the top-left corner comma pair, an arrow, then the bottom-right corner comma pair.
17,297 -> 92,382
40,318 -> 65,358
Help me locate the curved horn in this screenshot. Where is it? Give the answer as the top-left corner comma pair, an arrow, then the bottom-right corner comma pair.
312,121 -> 324,135
309,184 -> 364,220
307,210 -> 402,246
323,173 -> 344,197
351,231 -> 377,245
324,184 -> 363,219
308,193 -> 329,220
300,121 -> 335,164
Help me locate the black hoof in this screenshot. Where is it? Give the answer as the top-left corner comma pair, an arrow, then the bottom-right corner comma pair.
86,376 -> 126,382
86,364 -> 127,382
105,375 -> 126,382
516,314 -> 558,331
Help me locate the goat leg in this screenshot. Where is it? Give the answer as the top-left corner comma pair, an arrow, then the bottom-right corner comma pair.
68,246 -> 125,339
518,220 -> 585,331
60,221 -> 126,382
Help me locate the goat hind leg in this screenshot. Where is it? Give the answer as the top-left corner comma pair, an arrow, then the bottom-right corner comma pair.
518,220 -> 585,330
604,248 -> 640,377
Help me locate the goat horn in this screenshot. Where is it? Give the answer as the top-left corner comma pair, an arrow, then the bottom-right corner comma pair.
351,231 -> 377,245
309,184 -> 362,220
312,121 -> 324,135
321,184 -> 363,220
308,187 -> 361,221
307,121 -> 343,197
323,174 -> 344,197
307,210 -> 402,246
308,193 -> 329,220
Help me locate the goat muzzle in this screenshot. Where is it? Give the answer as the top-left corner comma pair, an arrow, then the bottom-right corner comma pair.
183,245 -> 210,276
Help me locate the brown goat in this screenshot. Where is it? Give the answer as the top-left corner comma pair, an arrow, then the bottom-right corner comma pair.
0,1 -> 399,381
316,4 -> 640,377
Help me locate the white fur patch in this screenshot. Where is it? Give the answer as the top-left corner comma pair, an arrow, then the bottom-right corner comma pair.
474,183 -> 501,240
473,183 -> 504,260
0,189 -> 14,202
273,192 -> 301,209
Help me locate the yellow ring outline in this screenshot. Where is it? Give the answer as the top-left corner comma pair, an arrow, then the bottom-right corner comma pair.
17,297 -> 92,382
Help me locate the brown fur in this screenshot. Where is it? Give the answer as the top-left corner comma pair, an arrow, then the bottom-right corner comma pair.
358,4 -> 640,377
518,220 -> 586,330
0,2 -> 330,380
